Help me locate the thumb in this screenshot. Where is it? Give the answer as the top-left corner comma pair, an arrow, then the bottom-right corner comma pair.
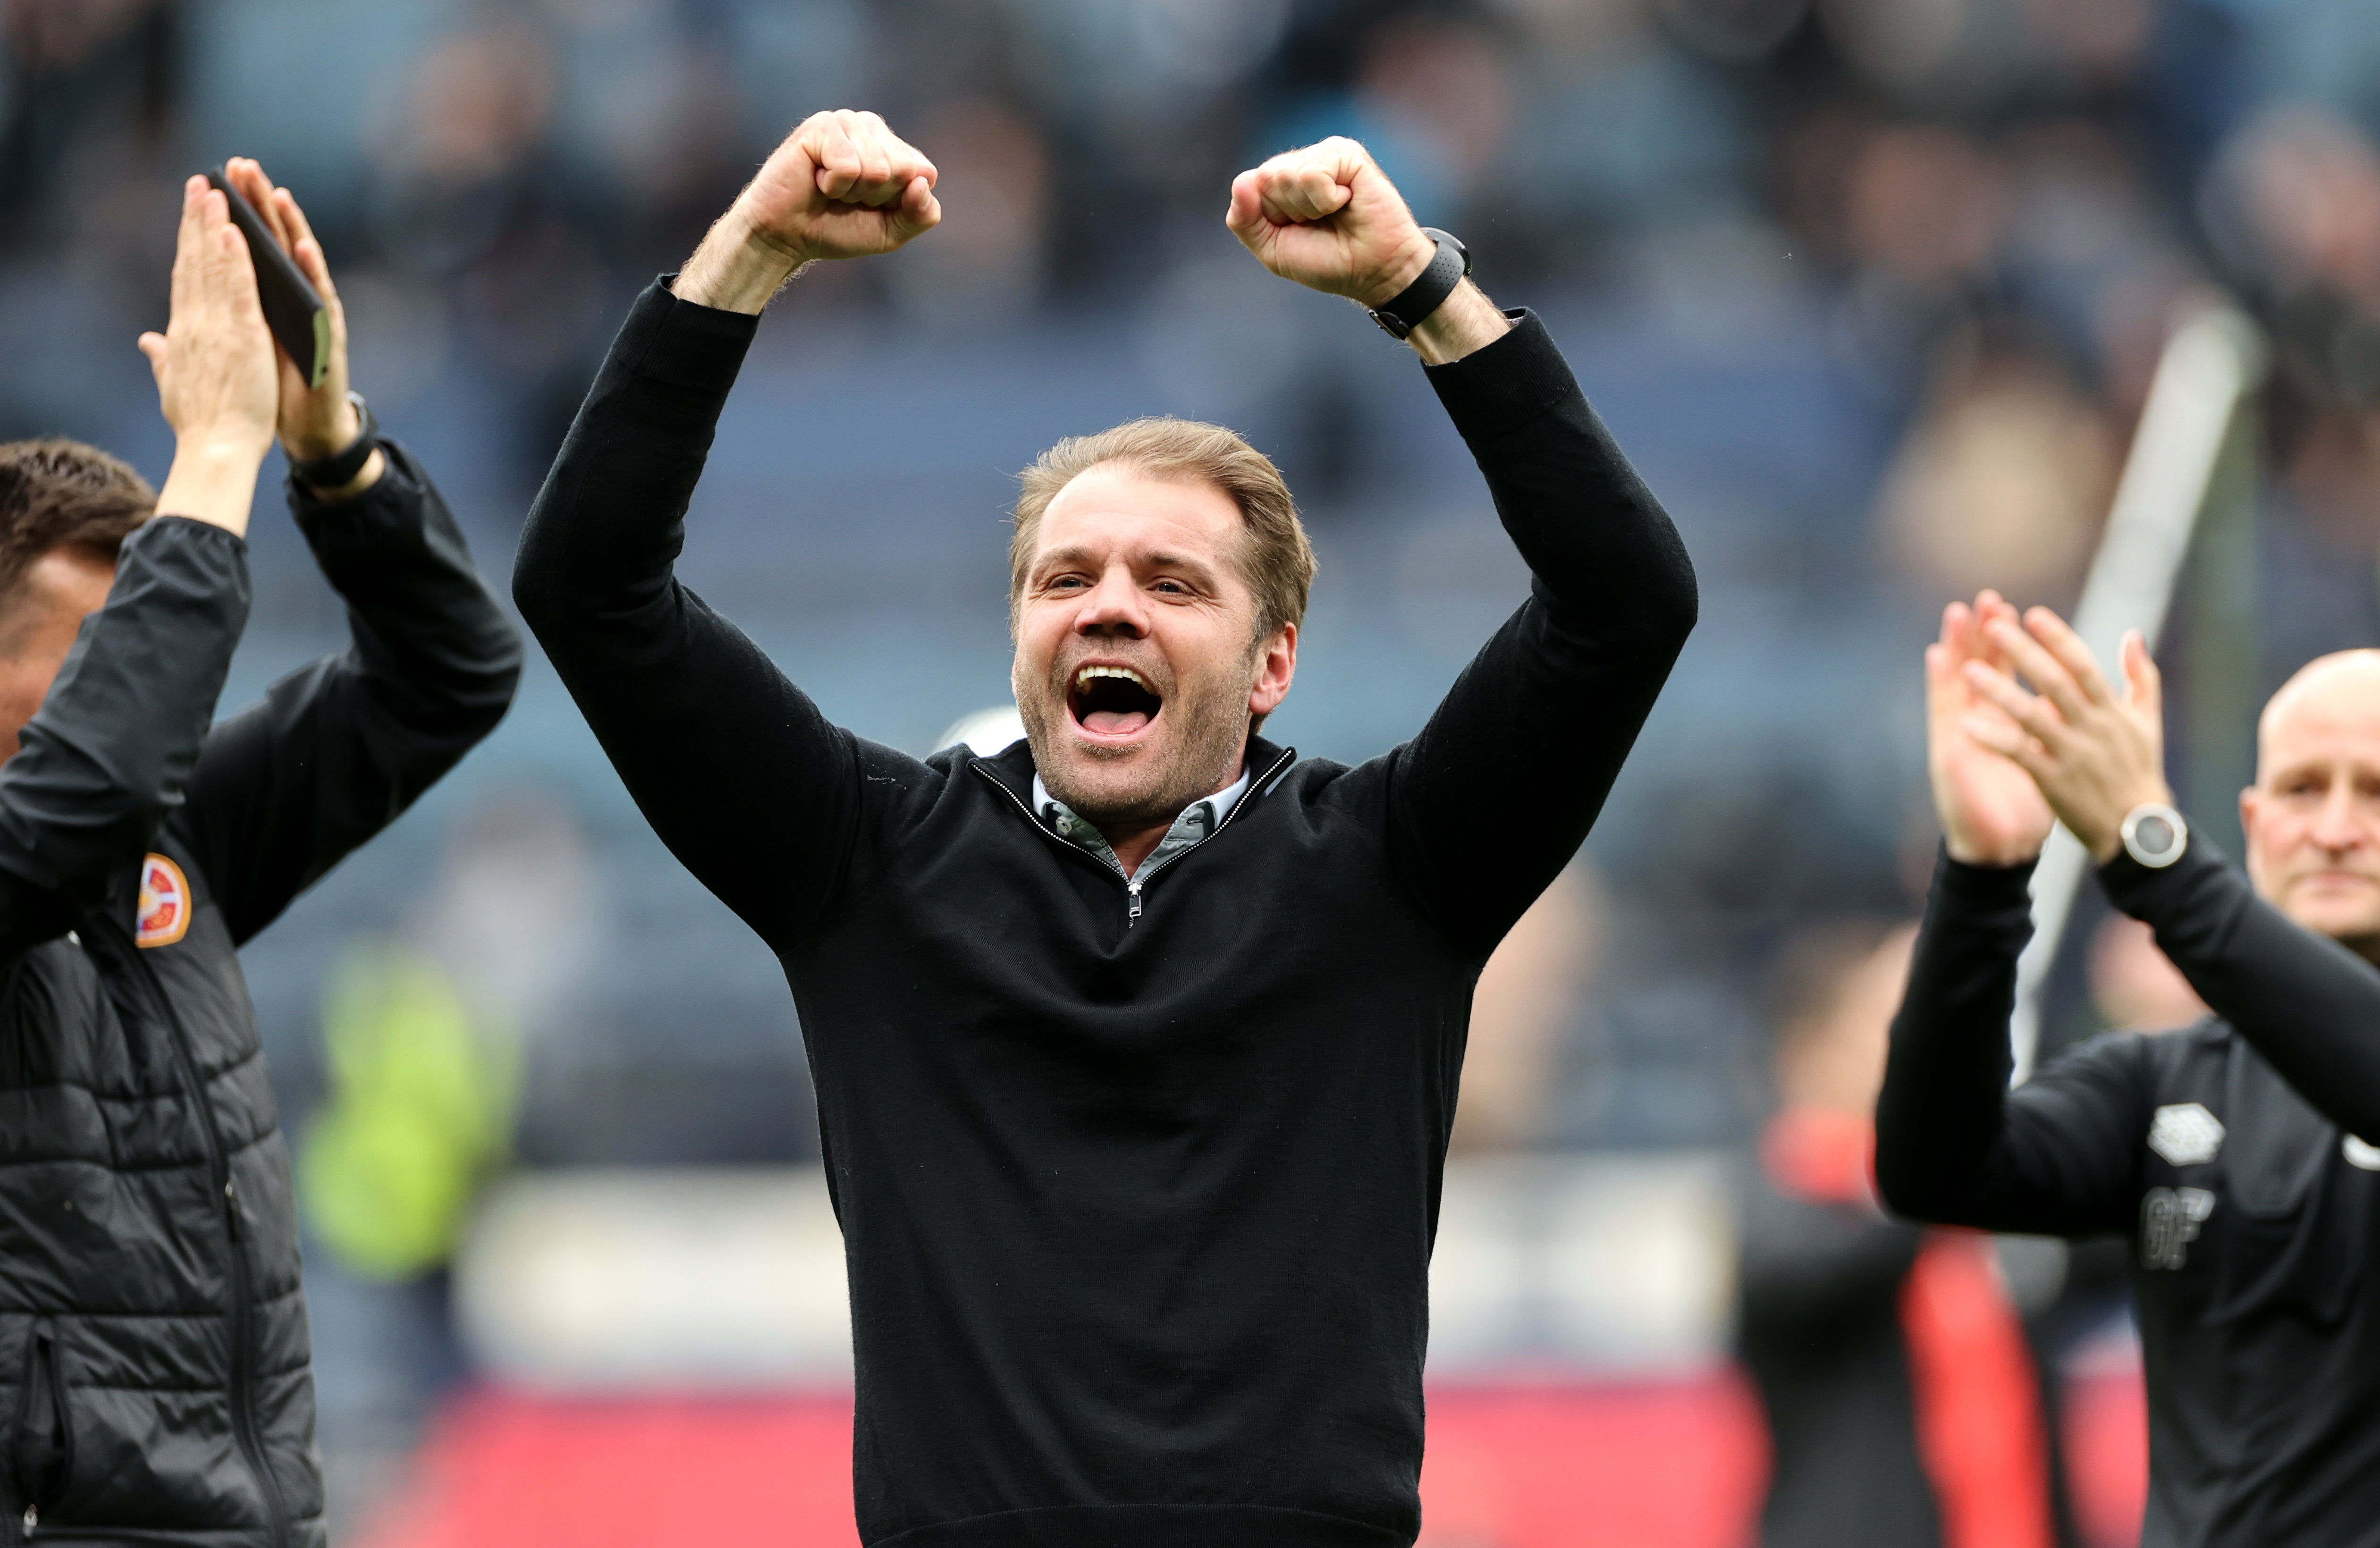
1225,174 -> 1265,238
892,176 -> 941,237
137,332 -> 168,384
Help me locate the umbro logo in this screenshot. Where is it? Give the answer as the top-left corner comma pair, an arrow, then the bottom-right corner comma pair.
2148,1103 -> 2224,1167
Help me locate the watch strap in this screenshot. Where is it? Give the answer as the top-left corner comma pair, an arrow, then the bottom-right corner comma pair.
1370,228 -> 1470,340
289,392 -> 379,491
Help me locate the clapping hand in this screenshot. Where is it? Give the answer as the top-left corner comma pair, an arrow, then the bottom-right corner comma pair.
137,175 -> 279,536
1955,603 -> 2173,864
219,157 -> 369,470
1926,591 -> 2057,866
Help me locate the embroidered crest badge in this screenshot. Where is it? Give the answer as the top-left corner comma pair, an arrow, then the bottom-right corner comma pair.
2147,1102 -> 2225,1167
136,854 -> 191,948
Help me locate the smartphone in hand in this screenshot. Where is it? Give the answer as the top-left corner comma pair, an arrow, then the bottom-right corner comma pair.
205,167 -> 330,388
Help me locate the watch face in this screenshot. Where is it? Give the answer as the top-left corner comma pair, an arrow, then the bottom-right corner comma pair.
2133,813 -> 2177,855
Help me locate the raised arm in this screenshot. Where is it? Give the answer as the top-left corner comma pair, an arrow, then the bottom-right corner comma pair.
1875,853 -> 2146,1233
512,113 -> 939,952
170,162 -> 518,944
0,178 -> 275,952
1961,603 -> 2380,1143
180,440 -> 519,944
1226,139 -> 1696,953
1874,594 -> 2144,1232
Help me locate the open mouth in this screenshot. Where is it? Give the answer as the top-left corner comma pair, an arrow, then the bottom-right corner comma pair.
1068,665 -> 1163,738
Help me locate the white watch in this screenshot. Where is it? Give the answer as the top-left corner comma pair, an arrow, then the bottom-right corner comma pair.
2120,803 -> 2189,868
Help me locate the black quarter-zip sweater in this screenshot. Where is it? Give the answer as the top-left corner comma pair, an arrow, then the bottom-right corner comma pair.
513,278 -> 1697,1548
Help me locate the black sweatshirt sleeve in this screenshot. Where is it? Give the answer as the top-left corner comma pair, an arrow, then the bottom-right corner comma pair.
178,441 -> 522,945
1874,852 -> 2147,1236
1387,311 -> 1697,953
2101,841 -> 2380,1142
512,280 -> 856,953
0,518 -> 249,955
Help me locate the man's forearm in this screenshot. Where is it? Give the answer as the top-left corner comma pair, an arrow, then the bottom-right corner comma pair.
515,282 -> 759,625
154,438 -> 264,538
2107,845 -> 2380,1140
0,521 -> 248,907
1875,855 -> 2032,1220
297,440 -> 521,735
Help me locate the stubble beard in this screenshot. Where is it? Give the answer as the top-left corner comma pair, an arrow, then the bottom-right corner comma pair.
1019,646 -> 1257,833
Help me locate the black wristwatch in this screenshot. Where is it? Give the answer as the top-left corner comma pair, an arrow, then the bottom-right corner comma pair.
1369,228 -> 1470,341
289,391 -> 380,492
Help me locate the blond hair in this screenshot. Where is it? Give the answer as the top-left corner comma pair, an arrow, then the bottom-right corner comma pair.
1011,418 -> 1317,642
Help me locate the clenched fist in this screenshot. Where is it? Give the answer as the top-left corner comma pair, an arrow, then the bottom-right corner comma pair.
677,110 -> 942,313
1227,139 -> 1433,307
1227,138 -> 1507,362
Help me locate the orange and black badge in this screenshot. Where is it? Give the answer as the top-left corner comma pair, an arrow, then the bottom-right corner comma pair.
136,854 -> 191,949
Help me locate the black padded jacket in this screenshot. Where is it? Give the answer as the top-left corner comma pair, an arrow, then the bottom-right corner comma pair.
0,446 -> 518,1548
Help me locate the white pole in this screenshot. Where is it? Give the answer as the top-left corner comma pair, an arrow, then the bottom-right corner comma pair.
2007,308 -> 2265,1084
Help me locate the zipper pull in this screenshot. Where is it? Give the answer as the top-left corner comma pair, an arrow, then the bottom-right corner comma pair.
24,1502 -> 36,1533
1127,881 -> 1142,924
223,1178 -> 242,1237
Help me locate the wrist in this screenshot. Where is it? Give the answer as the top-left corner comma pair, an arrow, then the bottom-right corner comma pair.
158,439 -> 264,537
673,202 -> 811,315
1358,231 -> 1438,309
1406,280 -> 1511,366
1945,835 -> 2044,868
305,447 -> 387,504
174,427 -> 273,466
282,397 -> 363,463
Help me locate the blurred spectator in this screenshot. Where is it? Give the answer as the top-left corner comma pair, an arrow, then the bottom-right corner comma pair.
304,789 -> 599,1272
302,944 -> 518,1283
0,0 -> 173,242
1354,16 -> 1514,213
366,15 -> 557,272
2204,106 -> 2380,553
1833,125 -> 2012,383
1737,922 -> 2061,1548
1658,0 -> 1807,65
1878,340 -> 2115,604
417,786 -> 610,1041
885,97 -> 1051,325
2022,0 -> 2152,82
1816,0 -> 1976,98
2087,913 -> 2209,1034
1451,862 -> 1604,1150
302,789 -> 601,1534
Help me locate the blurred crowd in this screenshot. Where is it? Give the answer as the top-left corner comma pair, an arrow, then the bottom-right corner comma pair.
8,0 -> 2380,1539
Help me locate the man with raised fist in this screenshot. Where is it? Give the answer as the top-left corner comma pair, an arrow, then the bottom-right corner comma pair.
515,111 -> 1695,1547
1879,594 -> 2380,1548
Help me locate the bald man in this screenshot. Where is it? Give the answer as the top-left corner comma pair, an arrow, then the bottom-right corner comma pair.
1875,592 -> 2380,1548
